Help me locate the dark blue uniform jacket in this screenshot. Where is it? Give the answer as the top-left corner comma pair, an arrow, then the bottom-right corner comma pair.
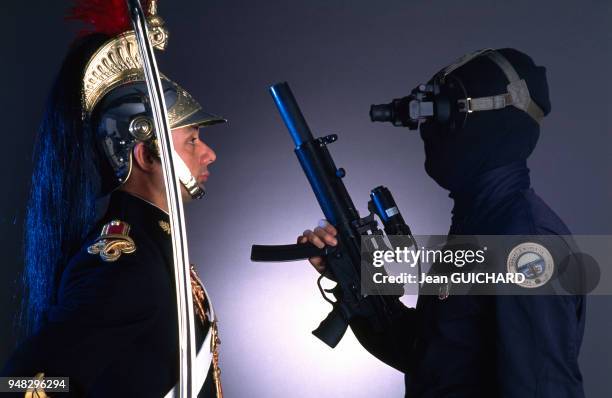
2,192 -> 215,397
350,162 -> 586,398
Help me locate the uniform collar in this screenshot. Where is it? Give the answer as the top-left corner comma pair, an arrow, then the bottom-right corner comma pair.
449,161 -> 531,233
106,191 -> 169,223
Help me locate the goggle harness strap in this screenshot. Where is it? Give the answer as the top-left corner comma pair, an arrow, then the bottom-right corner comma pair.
454,50 -> 545,124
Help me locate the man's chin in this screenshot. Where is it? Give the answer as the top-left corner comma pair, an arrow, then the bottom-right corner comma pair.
180,183 -> 205,202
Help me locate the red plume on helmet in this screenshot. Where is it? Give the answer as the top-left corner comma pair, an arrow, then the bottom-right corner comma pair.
67,0 -> 153,36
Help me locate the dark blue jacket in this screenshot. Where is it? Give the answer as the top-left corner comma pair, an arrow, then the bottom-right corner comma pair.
2,192 -> 215,397
350,162 -> 585,397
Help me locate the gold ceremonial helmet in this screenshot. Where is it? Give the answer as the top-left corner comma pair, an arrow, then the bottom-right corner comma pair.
79,0 -> 225,193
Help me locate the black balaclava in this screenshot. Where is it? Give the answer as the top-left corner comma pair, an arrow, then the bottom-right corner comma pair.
419,48 -> 551,194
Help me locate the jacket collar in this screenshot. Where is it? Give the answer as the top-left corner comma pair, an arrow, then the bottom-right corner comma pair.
449,160 -> 531,233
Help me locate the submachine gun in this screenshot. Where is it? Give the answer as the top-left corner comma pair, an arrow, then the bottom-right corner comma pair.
251,82 -> 413,348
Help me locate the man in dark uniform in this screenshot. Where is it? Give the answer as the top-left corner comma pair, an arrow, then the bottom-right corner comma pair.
2,1 -> 224,397
301,49 -> 585,397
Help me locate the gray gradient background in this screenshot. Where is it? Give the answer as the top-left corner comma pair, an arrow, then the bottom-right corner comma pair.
1,0 -> 611,397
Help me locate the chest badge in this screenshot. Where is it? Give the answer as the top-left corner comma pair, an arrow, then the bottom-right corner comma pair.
159,220 -> 171,235
506,242 -> 554,288
87,220 -> 136,262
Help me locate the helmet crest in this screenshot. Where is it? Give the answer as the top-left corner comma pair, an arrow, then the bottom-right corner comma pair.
67,0 -> 153,36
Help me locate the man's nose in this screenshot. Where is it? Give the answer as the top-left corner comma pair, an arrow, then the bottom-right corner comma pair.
201,144 -> 216,165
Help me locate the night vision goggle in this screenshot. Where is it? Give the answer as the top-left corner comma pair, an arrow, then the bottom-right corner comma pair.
370,49 -> 545,130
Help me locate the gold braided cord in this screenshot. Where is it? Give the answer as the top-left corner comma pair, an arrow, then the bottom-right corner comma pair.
190,264 -> 209,326
190,264 -> 223,398
212,321 -> 223,398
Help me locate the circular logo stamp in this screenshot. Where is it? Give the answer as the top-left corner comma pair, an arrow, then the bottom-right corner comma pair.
506,242 -> 554,288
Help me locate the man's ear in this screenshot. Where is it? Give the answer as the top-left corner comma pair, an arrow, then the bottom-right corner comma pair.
132,142 -> 158,172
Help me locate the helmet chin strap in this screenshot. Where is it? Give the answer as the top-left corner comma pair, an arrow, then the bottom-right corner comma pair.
172,149 -> 205,200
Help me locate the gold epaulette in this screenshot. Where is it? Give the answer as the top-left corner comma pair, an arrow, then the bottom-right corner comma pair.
24,373 -> 48,398
87,220 -> 136,262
